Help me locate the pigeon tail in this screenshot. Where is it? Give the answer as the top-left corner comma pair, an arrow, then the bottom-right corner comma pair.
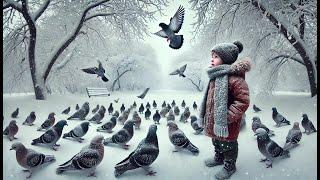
102,76 -> 109,82
44,155 -> 56,163
63,132 -> 70,138
185,141 -> 199,155
37,127 -> 43,131
169,35 -> 184,49
103,137 -> 113,145
56,164 -> 76,174
114,160 -> 136,177
31,138 -> 41,145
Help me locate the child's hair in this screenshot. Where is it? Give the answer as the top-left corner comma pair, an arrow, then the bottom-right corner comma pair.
211,41 -> 243,65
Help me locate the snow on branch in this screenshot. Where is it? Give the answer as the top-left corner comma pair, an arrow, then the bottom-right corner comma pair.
267,54 -> 305,66
3,0 -> 22,12
31,0 -> 51,21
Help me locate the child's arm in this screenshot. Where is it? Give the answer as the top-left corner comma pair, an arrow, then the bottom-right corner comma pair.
227,77 -> 250,124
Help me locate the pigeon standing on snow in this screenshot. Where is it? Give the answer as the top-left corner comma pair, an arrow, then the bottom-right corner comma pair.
167,109 -> 175,122
81,60 -> 108,82
171,100 -> 176,107
152,100 -> 157,109
88,105 -> 106,124
160,107 -> 169,118
67,102 -> 90,120
92,105 -> 100,114
97,116 -> 117,133
255,128 -> 290,168
3,120 -> 18,141
103,120 -> 135,149
113,110 -> 120,118
137,88 -> 150,99
154,5 -> 185,49
133,111 -> 142,129
162,101 -> 166,108
272,107 -> 290,127
167,104 -> 172,110
10,142 -> 55,178
120,103 -> 125,113
190,115 -> 203,135
75,104 -> 80,110
22,111 -> 36,126
145,108 -> 152,120
253,104 -> 262,112
192,101 -> 197,111
133,101 -> 137,109
181,100 -> 186,109
63,122 -> 90,142
56,135 -> 104,177
114,124 -> 159,177
108,103 -> 114,115
146,102 -> 151,109
251,117 -> 275,136
61,107 -> 71,114
37,112 -> 56,131
118,110 -> 130,125
31,120 -> 68,151
167,121 -> 199,155
11,108 -> 19,118
139,103 -> 145,114
283,122 -> 302,150
301,113 -> 317,134
153,110 -> 161,124
174,106 -> 180,116
180,107 -> 190,123
169,64 -> 187,77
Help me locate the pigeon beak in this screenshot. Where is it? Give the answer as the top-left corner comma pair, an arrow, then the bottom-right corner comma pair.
10,148 -> 13,150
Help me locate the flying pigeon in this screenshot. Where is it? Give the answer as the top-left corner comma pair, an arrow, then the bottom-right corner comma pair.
3,120 -> 18,141
253,104 -> 262,112
169,64 -> 187,77
114,98 -> 120,103
251,116 -> 275,137
81,60 -> 108,82
63,122 -> 90,142
272,107 -> 290,127
190,115 -> 203,135
61,107 -> 71,114
37,112 -> 56,131
10,142 -> 55,178
154,5 -> 185,49
120,104 -> 126,113
11,108 -> 19,118
137,88 -> 150,99
133,111 -> 142,129
114,124 -> 159,177
31,120 -> 68,150
103,120 -> 135,149
56,135 -> 104,177
145,108 -> 152,120
22,111 -> 36,126
92,105 -> 100,114
153,110 -> 161,124
174,106 -> 180,116
97,116 -> 117,133
67,102 -> 90,120
301,113 -> 317,134
283,122 -> 302,150
180,107 -> 190,123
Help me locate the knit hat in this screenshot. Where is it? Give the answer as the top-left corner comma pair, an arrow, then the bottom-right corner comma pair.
211,41 -> 243,65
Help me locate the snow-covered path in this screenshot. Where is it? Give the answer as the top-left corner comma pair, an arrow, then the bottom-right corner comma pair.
3,90 -> 317,180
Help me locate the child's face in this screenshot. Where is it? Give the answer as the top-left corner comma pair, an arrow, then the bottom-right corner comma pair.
211,51 -> 223,67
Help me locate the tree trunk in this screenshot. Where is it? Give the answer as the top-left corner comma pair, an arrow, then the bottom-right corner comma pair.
111,69 -> 132,91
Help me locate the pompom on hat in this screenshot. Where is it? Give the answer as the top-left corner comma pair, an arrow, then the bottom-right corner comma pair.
211,41 -> 243,65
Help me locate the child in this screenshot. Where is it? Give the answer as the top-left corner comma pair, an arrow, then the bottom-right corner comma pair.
198,41 -> 250,180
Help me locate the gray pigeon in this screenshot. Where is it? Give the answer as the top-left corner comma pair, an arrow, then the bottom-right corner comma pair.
3,120 -> 19,141
154,5 -> 185,49
251,117 -> 275,136
22,111 -> 36,126
181,100 -> 186,108
146,102 -> 151,109
92,105 -> 100,114
255,128 -> 290,168
152,100 -> 157,109
10,142 -> 55,178
145,108 -> 151,120
120,104 -> 126,113
75,104 -> 80,110
118,110 -> 130,125
169,64 -> 187,77
88,105 -> 106,124
272,107 -> 290,127
153,110 -> 161,124
137,88 -> 150,99
180,107 -> 190,123
37,112 -> 56,131
253,104 -> 262,112
174,106 -> 180,116
67,102 -> 90,120
301,114 -> 317,134
162,101 -> 166,108
190,115 -> 203,135
166,109 -> 175,122
139,103 -> 145,114
81,60 -> 108,82
171,100 -> 176,107
97,116 -> 117,133
167,121 -> 199,155
11,108 -> 19,118
192,101 -> 197,110
63,122 -> 90,142
160,107 -> 169,118
31,120 -> 68,150
133,111 -> 142,129
114,124 -> 159,177
108,103 -> 114,115
113,110 -> 120,118
103,120 -> 135,149
61,107 -> 71,114
167,104 -> 172,110
283,122 -> 302,150
56,135 -> 104,177
133,101 -> 137,108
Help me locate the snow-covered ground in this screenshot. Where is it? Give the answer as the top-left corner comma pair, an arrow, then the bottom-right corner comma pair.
3,90 -> 317,180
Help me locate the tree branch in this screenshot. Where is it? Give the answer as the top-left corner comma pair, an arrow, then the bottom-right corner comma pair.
267,54 -> 305,65
32,0 -> 51,21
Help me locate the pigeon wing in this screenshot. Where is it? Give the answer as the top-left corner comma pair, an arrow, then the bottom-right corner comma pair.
169,69 -> 180,75
154,30 -> 168,38
97,60 -> 105,73
168,5 -> 185,33
179,64 -> 187,73
82,67 -> 98,74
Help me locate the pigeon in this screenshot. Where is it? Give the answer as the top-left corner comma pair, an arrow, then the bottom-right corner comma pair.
180,107 -> 190,123
75,104 -> 80,110
37,112 -> 56,131
253,104 -> 262,112
89,105 -> 106,124
301,113 -> 317,134
145,108 -> 152,120
166,110 -> 175,122
167,104 -> 172,110
67,102 -> 90,120
103,120 -> 135,149
192,101 -> 197,110
255,128 -> 290,168
160,107 -> 169,118
97,116 -> 117,133
114,98 -> 120,103
169,64 -> 187,77
174,106 -> 180,116
81,60 -> 108,82
152,100 -> 157,109
162,101 -> 166,108
3,120 -> 18,141
31,120 -> 68,151
22,111 -> 36,126
190,115 -> 203,135
251,117 -> 275,137
272,107 -> 290,127
10,142 -> 56,178
171,100 -> 176,107
92,105 -> 100,114
154,5 -> 185,49
11,108 -> 19,118
153,110 -> 161,124
61,107 -> 71,114
120,104 -> 126,113
133,111 -> 142,129
118,110 -> 130,125
139,103 -> 145,114
146,102 -> 151,109
114,124 -> 159,177
137,88 -> 150,99
181,100 -> 186,109
108,103 -> 114,115
283,122 -> 302,150
167,121 -> 199,155
56,135 -> 104,177
113,110 -> 120,118
133,101 -> 137,108
63,122 -> 90,142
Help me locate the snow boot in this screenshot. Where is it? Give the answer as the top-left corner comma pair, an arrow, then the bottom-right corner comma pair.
205,152 -> 224,167
215,160 -> 236,180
